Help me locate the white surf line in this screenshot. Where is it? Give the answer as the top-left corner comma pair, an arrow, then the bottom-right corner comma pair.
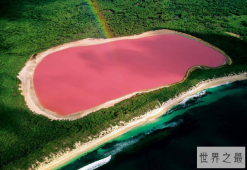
78,155 -> 111,170
179,90 -> 207,105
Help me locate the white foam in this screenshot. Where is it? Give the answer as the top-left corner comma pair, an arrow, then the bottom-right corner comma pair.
78,155 -> 111,170
163,119 -> 183,128
156,119 -> 183,130
179,90 -> 206,105
145,119 -> 183,135
103,138 -> 140,156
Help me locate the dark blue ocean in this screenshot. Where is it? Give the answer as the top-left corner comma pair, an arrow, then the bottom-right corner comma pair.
59,80 -> 247,170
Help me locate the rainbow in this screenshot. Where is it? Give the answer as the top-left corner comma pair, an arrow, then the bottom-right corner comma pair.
85,0 -> 113,38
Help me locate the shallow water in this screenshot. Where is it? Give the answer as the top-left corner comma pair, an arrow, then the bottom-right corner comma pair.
59,80 -> 247,170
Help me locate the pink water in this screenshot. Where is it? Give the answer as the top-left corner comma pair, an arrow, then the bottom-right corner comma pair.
33,34 -> 226,115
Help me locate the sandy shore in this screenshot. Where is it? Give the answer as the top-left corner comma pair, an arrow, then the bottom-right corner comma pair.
225,32 -> 243,40
31,72 -> 247,170
18,29 -> 232,120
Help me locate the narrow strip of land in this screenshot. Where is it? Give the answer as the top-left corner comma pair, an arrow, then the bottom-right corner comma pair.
33,72 -> 247,170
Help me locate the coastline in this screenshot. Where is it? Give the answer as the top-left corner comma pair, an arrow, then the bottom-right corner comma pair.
17,29 -> 232,120
33,72 -> 247,170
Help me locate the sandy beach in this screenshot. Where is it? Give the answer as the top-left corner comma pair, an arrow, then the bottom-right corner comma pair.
18,29 -> 232,120
31,72 -> 247,170
225,32 -> 243,40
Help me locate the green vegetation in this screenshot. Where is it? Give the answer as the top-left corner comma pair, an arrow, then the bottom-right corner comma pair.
1,0 -> 247,169
224,15 -> 247,34
242,20 -> 247,27
98,0 -> 247,40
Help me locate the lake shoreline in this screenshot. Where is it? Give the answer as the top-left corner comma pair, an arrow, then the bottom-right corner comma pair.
17,29 -> 231,120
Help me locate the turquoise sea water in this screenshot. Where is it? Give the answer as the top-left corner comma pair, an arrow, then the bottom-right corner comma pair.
59,80 -> 247,170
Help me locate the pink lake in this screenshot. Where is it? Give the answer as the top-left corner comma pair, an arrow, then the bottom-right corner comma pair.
33,34 -> 226,115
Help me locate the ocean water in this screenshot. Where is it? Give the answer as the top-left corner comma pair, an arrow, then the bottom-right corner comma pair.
59,80 -> 247,170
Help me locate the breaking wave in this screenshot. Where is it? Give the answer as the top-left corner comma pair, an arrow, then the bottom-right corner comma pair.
78,155 -> 111,170
102,136 -> 141,157
179,90 -> 207,105
145,119 -> 183,135
165,90 -> 208,115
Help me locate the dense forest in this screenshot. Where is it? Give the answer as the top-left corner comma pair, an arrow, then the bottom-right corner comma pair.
0,0 -> 247,169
